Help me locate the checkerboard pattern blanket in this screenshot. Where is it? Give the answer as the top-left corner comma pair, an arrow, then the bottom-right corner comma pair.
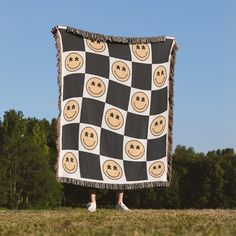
52,25 -> 177,189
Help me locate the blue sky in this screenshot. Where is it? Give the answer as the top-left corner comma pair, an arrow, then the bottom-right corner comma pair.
0,1 -> 233,153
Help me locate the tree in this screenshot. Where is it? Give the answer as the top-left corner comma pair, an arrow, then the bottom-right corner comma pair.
0,110 -> 62,209
0,110 -> 27,209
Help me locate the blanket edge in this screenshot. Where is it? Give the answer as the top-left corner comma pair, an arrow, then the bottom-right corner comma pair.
52,25 -> 168,43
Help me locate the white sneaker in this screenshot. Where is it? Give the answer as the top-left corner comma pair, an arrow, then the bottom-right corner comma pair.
86,202 -> 96,212
115,202 -> 131,211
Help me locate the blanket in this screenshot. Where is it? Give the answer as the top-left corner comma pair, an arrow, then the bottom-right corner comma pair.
52,25 -> 177,189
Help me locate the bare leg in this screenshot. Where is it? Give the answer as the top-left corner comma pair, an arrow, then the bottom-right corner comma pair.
116,190 -> 124,204
89,188 -> 96,203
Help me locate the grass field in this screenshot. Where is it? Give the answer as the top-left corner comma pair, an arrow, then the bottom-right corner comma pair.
0,208 -> 236,236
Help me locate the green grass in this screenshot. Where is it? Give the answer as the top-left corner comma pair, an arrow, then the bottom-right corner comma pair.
0,208 -> 236,235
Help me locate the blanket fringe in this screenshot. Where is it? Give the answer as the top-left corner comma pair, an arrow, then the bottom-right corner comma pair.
52,27 -> 63,180
167,41 -> 178,186
52,25 -> 166,44
57,177 -> 170,190
52,26 -> 178,190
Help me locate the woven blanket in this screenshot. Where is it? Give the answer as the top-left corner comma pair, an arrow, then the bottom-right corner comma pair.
52,25 -> 177,190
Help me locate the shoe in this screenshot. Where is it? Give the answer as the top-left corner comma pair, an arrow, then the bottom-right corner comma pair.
115,202 -> 131,211
86,202 -> 96,212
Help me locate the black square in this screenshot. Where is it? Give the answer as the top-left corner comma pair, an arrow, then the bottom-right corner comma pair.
106,80 -> 130,110
151,39 -> 174,64
62,123 -> 79,150
63,74 -> 84,101
59,29 -> 85,52
86,53 -> 109,78
150,87 -> 167,115
108,43 -> 131,60
124,112 -> 149,139
132,62 -> 152,90
100,128 -> 123,159
124,161 -> 147,181
79,151 -> 103,180
147,135 -> 166,161
80,98 -> 104,127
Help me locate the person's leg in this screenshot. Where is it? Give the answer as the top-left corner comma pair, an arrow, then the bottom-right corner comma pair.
115,190 -> 130,211
87,188 -> 97,212
116,190 -> 124,204
89,188 -> 96,203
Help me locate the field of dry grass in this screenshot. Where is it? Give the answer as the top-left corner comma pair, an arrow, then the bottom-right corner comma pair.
0,208 -> 236,235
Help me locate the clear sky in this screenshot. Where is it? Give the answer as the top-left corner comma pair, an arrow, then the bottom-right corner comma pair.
0,1 -> 234,153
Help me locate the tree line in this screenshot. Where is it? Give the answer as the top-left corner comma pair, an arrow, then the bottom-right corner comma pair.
0,110 -> 235,209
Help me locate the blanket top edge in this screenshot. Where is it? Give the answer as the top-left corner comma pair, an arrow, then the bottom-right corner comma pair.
52,25 -> 176,44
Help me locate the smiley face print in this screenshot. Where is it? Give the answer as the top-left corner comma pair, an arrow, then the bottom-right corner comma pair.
125,140 -> 145,160
62,152 -> 78,174
105,108 -> 124,130
103,160 -> 123,180
150,116 -> 166,136
131,92 -> 149,113
86,77 -> 106,97
112,61 -> 130,82
80,127 -> 98,150
86,39 -> 106,52
149,161 -> 165,178
132,43 -> 150,61
63,100 -> 80,122
153,66 -> 167,87
65,53 -> 83,72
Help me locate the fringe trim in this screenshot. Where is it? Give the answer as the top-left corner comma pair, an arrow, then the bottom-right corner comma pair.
57,177 -> 171,190
52,26 -> 178,190
167,41 -> 178,186
52,27 -> 63,180
52,26 -> 166,44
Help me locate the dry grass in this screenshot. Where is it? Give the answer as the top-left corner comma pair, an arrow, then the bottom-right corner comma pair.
0,208 -> 236,235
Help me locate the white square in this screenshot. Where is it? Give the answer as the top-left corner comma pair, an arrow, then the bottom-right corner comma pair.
84,38 -> 109,56
147,110 -> 168,139
61,97 -> 82,126
130,43 -> 152,64
78,123 -> 101,155
58,150 -> 80,179
122,135 -> 147,162
151,62 -> 170,90
100,155 -> 126,183
109,57 -> 132,87
147,156 -> 167,181
82,74 -> 109,103
128,87 -> 151,116
101,103 -> 127,135
62,51 -> 86,77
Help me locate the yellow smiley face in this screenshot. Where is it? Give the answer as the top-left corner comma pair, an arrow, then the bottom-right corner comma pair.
65,53 -> 83,72
125,140 -> 145,160
112,61 -> 130,82
131,92 -> 149,113
63,100 -> 80,121
86,77 -> 106,97
62,152 -> 78,174
86,39 -> 106,52
80,127 -> 98,150
103,160 -> 123,180
149,161 -> 165,178
132,43 -> 150,61
105,108 -> 124,130
153,66 -> 167,87
150,116 -> 166,136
